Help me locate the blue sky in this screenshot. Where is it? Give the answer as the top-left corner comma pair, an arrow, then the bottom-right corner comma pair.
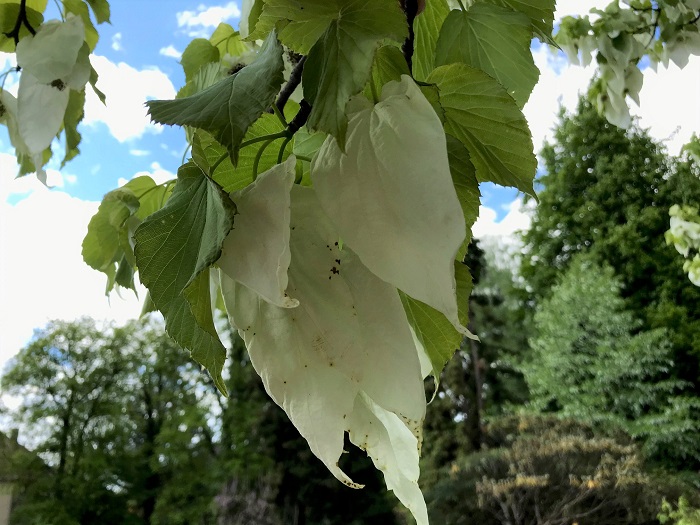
0,0 -> 698,368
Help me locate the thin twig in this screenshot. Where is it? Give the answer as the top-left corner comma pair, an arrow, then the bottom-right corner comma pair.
276,55 -> 307,114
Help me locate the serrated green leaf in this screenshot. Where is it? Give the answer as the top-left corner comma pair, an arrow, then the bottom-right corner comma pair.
413,0 -> 449,81
363,44 -> 409,101
134,162 -> 235,389
62,88 -> 84,166
247,0 -> 337,53
86,0 -> 110,24
180,38 -> 220,82
447,135 -> 480,260
302,0 -> 407,144
175,268 -> 228,394
89,65 -> 106,104
428,63 -> 536,196
435,4 -> 539,107
209,23 -> 248,57
478,0 -> 555,41
147,30 -> 284,166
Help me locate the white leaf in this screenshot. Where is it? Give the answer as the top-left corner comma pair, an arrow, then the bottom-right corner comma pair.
0,90 -> 29,155
348,393 -> 429,525
16,16 -> 85,84
311,75 -> 467,333
17,72 -> 69,154
220,185 -> 427,521
218,156 -> 298,308
64,43 -> 91,90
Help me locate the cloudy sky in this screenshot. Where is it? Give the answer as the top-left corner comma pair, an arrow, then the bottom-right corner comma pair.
0,0 -> 698,369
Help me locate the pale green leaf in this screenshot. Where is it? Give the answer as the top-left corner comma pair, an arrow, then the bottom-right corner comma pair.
134,162 -> 235,389
427,63 -> 537,196
147,30 -> 284,165
312,76 -> 467,333
363,45 -> 410,102
209,23 -> 249,57
435,4 -> 539,107
218,156 -> 298,308
446,135 -> 480,260
221,185 -> 425,520
413,0 -> 450,81
347,393 -> 429,525
62,0 -> 99,50
302,0 -> 407,144
180,38 -> 220,82
15,15 -> 84,83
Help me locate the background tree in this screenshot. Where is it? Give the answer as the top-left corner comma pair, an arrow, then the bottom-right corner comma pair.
521,98 -> 700,386
523,255 -> 700,467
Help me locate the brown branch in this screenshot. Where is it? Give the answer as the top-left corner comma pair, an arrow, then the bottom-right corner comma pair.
4,0 -> 36,45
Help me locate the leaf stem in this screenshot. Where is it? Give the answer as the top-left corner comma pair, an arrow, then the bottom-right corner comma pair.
277,135 -> 293,164
240,130 -> 289,149
272,103 -> 288,128
276,55 -> 306,114
456,0 -> 467,11
210,152 -> 229,176
252,138 -> 275,181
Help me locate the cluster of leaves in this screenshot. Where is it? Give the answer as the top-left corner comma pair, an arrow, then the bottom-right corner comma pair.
0,0 -> 108,180
77,0 -> 552,519
557,0 -> 700,127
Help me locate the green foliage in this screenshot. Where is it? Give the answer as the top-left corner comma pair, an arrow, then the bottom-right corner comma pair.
522,98 -> 700,386
660,497 -> 700,525
427,415 -> 693,525
524,255 -> 700,464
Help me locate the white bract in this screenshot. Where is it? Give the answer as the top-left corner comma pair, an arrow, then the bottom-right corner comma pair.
312,76 -> 467,334
218,157 -> 299,308
15,15 -> 90,156
221,184 -> 428,525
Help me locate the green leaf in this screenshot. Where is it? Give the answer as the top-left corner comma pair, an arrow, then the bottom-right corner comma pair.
62,0 -> 99,50
89,65 -> 106,104
249,0 -> 338,54
86,0 -> 110,24
147,30 -> 284,166
0,2 -> 45,52
209,23 -> 249,57
435,4 -> 539,107
82,187 -> 139,286
312,77 -> 467,334
180,38 -> 220,82
302,0 -> 407,144
62,88 -> 84,166
478,0 -> 555,41
134,162 -> 235,389
446,135 -> 481,260
401,261 -> 474,382
427,63 -> 536,196
363,44 -> 409,102
173,268 -> 228,394
413,0 -> 449,81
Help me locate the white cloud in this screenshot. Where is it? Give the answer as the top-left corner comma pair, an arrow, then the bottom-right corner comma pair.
83,55 -> 177,142
129,149 -> 150,157
111,32 -> 123,51
472,199 -> 533,244
554,0 -> 611,21
159,45 -> 183,60
177,2 -> 241,37
116,161 -> 175,187
0,157 -> 181,371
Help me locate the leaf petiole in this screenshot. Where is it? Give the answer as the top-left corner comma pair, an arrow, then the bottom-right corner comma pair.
209,152 -> 229,177
277,135 -> 293,164
240,130 -> 289,149
252,138 -> 276,181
